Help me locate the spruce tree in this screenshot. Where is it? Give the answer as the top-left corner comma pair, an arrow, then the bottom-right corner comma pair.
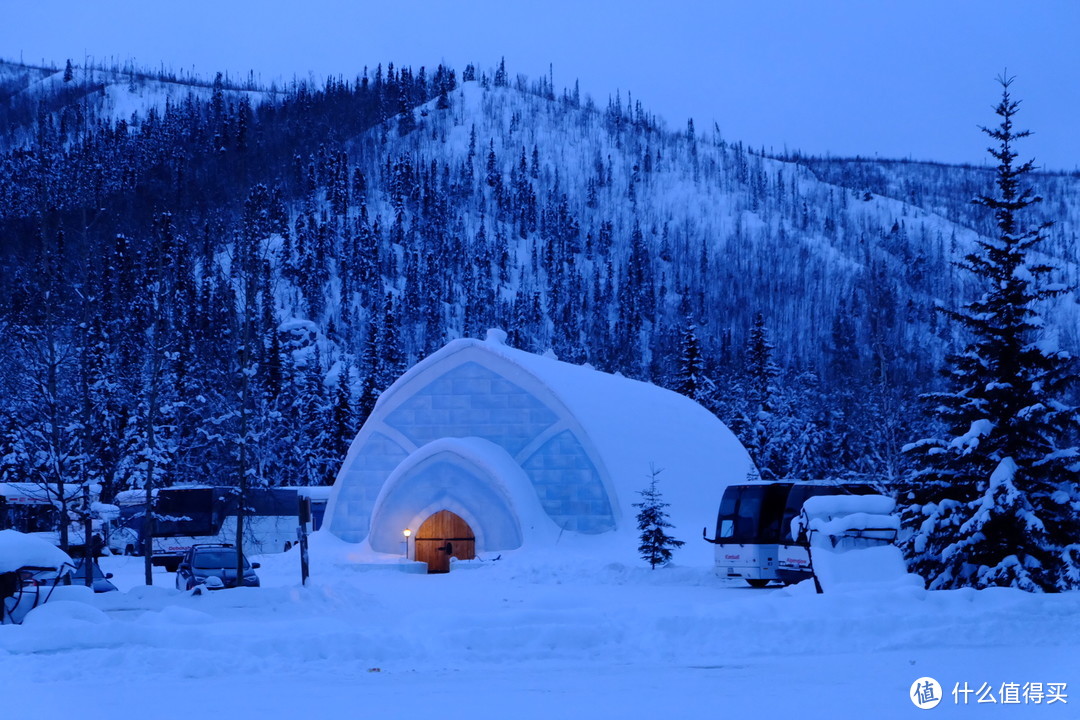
673,317 -> 709,403
900,77 -> 1080,592
744,312 -> 779,413
633,466 -> 684,569
729,313 -> 781,479
330,361 -> 355,461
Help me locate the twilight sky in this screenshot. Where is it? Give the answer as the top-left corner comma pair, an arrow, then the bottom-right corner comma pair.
3,0 -> 1078,169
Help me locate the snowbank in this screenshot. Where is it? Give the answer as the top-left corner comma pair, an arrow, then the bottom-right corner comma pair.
802,545 -> 925,593
0,552 -> 1075,720
22,600 -> 110,627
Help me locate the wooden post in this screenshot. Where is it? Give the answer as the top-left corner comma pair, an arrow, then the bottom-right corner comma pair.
805,530 -> 824,595
298,495 -> 311,586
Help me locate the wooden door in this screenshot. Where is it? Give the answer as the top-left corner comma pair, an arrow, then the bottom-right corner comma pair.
414,510 -> 476,574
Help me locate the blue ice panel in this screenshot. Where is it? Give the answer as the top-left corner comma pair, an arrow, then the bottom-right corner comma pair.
521,430 -> 614,534
330,431 -> 409,541
384,361 -> 558,455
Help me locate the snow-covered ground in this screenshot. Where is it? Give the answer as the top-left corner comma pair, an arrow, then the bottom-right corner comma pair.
2,535 -> 1076,719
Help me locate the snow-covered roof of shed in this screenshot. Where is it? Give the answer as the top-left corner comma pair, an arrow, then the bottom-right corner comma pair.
0,530 -> 73,574
374,330 -> 757,563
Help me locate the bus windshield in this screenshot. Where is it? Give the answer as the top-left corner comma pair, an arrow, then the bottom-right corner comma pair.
736,487 -> 764,541
756,484 -> 790,543
716,484 -> 792,544
716,489 -> 739,539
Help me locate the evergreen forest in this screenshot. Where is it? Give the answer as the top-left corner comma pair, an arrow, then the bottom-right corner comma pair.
1,57 -> 1077,531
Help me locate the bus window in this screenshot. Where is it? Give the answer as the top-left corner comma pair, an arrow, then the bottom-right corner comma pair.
213,488 -> 239,522
269,489 -> 298,516
757,484 -> 792,543
244,489 -> 272,516
6,504 -> 59,534
237,488 -> 302,517
716,489 -> 739,539
310,501 -> 326,531
781,486 -> 820,543
735,486 -> 764,541
154,488 -> 216,536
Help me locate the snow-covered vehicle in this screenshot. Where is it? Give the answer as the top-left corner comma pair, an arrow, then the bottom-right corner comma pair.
703,480 -> 883,587
776,482 -> 882,584
0,529 -> 76,624
788,494 -> 906,592
788,495 -> 899,557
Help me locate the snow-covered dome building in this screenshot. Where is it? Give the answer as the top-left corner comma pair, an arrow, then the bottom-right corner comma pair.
325,330 -> 758,568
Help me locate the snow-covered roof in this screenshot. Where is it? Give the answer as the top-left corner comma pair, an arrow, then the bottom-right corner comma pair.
0,530 -> 73,574
0,482 -> 83,502
329,330 -> 758,564
453,331 -> 753,533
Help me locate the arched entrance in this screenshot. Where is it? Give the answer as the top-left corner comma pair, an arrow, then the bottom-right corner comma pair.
414,510 -> 475,574
365,439 -> 529,556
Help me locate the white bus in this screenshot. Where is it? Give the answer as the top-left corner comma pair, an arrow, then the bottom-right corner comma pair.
703,481 -> 793,587
703,480 -> 881,587
116,485 -> 329,571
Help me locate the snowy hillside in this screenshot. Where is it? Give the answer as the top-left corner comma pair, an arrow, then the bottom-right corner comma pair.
356,81 -> 992,369
0,57 -> 1076,494
0,58 -> 270,149
803,155 -> 1080,341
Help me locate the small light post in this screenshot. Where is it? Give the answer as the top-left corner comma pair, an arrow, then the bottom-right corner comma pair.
403,528 -> 412,560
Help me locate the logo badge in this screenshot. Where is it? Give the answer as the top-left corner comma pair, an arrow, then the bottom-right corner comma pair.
911,677 -> 943,709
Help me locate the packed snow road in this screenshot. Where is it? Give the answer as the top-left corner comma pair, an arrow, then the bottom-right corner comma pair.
1,537 -> 1076,719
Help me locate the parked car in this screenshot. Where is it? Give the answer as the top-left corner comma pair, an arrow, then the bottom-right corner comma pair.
174,543 -> 260,591
70,557 -> 118,593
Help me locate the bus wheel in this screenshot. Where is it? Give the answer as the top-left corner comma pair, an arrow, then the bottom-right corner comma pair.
746,579 -> 770,589
284,541 -> 292,552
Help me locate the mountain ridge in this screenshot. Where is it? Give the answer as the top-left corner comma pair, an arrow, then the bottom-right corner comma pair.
0,57 -> 1075,491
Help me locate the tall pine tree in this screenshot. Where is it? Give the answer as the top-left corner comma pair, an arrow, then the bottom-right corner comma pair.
672,316 -> 710,404
899,77 -> 1080,592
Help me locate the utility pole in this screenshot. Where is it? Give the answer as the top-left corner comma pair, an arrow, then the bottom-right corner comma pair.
82,485 -> 93,588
